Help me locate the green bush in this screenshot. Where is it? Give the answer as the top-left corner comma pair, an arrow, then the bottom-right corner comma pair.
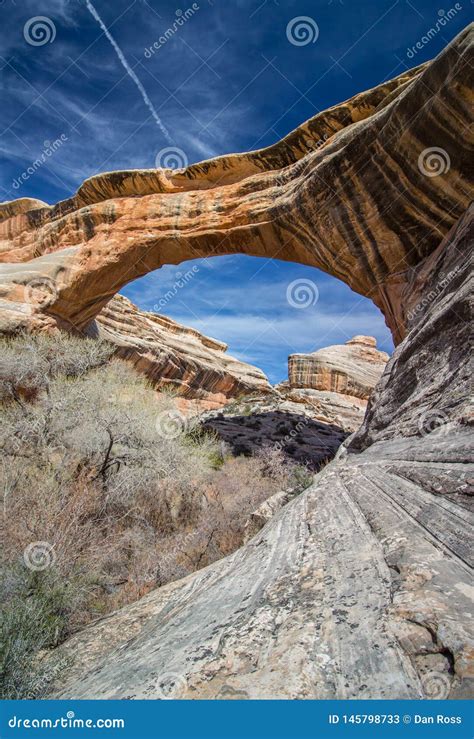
0,566 -> 71,699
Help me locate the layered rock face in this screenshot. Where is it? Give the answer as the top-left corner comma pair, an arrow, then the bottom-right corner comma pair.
49,208 -> 473,700
91,295 -> 271,409
0,26 -> 472,342
282,334 -> 389,430
288,335 -> 389,399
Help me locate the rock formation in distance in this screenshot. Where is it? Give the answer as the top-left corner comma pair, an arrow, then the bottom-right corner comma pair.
201,335 -> 388,468
92,294 -> 271,409
288,335 -> 389,400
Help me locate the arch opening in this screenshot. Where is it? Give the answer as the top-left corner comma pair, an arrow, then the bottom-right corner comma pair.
89,254 -> 393,471
120,254 -> 393,384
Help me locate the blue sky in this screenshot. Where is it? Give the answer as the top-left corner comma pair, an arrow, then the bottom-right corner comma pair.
0,0 -> 470,382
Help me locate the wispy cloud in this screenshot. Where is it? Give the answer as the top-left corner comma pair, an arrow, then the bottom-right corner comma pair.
84,0 -> 172,143
2,0 -> 467,377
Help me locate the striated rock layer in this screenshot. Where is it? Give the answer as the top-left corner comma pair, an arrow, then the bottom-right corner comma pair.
276,387 -> 367,434
288,335 -> 389,399
91,294 -> 271,409
0,27 -> 472,342
48,208 -> 473,699
284,334 -> 389,429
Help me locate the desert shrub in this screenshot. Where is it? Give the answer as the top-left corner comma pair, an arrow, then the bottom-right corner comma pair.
197,446 -> 311,558
0,332 -> 311,697
0,564 -> 78,699
0,331 -> 114,403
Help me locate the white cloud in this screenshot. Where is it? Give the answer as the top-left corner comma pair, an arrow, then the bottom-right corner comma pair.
170,310 -> 389,353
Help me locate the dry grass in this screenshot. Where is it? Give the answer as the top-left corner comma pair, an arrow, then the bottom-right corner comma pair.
0,332 -> 311,697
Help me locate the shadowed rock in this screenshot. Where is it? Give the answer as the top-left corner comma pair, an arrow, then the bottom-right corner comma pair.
200,334 -> 388,467
200,335 -> 388,467
202,409 -> 347,470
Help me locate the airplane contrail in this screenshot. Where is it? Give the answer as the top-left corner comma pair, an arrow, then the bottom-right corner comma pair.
84,0 -> 172,143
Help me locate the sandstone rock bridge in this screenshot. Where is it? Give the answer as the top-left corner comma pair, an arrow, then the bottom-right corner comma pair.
0,27 -> 472,700
0,25 -> 472,344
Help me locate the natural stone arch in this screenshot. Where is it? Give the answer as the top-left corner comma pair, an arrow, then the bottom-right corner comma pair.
0,25 -> 472,343
0,26 -> 472,702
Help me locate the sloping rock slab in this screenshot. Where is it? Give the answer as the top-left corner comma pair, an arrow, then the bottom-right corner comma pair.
91,294 -> 271,408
